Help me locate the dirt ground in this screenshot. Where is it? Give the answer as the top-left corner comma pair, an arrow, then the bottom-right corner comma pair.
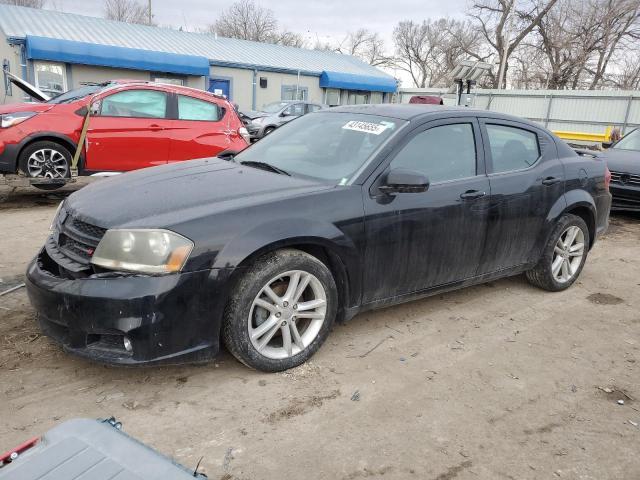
1,184 -> 639,480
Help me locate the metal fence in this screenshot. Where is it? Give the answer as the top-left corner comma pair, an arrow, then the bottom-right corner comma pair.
398,88 -> 640,137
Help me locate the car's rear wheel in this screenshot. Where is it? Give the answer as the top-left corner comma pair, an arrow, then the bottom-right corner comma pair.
18,141 -> 72,190
526,213 -> 589,291
222,249 -> 337,372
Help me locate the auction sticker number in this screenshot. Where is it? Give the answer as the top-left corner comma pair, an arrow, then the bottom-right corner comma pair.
342,120 -> 387,135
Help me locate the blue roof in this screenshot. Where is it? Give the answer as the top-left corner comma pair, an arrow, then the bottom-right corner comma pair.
320,71 -> 397,93
26,36 -> 210,76
0,4 -> 396,92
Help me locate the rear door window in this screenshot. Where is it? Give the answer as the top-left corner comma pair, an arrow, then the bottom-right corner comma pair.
486,124 -> 540,173
178,95 -> 222,121
99,89 -> 167,118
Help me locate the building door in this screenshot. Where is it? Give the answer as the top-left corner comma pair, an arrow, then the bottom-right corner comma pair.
209,79 -> 230,99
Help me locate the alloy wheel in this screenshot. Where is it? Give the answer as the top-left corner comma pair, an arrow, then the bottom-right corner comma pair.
248,270 -> 327,360
27,148 -> 69,179
551,225 -> 585,284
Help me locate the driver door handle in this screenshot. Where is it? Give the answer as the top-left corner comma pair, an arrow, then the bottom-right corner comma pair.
542,176 -> 561,186
149,124 -> 164,131
460,190 -> 486,200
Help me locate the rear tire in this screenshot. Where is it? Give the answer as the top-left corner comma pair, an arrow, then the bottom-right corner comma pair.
526,214 -> 589,292
18,141 -> 72,188
222,248 -> 337,372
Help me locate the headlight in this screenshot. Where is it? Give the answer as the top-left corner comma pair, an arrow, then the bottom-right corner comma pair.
252,116 -> 267,125
50,201 -> 65,231
1,111 -> 37,128
91,229 -> 194,274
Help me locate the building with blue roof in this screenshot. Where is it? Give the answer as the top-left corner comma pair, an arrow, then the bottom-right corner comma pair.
0,4 -> 397,109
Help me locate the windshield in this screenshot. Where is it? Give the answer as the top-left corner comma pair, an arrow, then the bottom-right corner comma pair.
261,101 -> 289,113
613,129 -> 640,152
235,112 -> 406,183
47,85 -> 103,104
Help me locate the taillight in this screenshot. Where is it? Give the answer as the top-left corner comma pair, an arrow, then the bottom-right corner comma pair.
604,166 -> 611,191
238,126 -> 250,144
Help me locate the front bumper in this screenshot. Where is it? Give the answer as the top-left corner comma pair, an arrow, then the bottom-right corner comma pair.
610,184 -> 640,211
25,249 -> 233,365
0,140 -> 19,174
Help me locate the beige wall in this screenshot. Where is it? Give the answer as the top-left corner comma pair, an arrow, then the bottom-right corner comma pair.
210,65 -> 323,111
0,41 -> 26,105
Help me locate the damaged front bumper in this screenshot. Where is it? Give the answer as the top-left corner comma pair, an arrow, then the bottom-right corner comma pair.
25,248 -> 232,365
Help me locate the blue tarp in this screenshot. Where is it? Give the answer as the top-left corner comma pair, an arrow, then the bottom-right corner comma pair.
320,70 -> 397,93
25,36 -> 210,76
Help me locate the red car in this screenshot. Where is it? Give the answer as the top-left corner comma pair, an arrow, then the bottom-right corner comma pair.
0,76 -> 248,183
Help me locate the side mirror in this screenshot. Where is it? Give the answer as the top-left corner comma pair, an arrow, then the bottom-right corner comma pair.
601,141 -> 613,149
280,111 -> 289,117
379,168 -> 430,194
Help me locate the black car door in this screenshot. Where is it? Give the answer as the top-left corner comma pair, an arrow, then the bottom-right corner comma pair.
476,119 -> 565,275
361,117 -> 491,304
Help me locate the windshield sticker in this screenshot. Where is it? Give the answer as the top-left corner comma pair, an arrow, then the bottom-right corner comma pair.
342,120 -> 388,135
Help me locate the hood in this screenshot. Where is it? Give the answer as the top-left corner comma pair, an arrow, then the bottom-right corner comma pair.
4,70 -> 50,102
600,148 -> 640,174
0,102 -> 53,115
240,110 -> 269,120
65,158 -> 331,229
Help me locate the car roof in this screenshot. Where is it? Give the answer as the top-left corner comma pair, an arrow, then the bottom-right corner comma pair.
325,104 -> 544,129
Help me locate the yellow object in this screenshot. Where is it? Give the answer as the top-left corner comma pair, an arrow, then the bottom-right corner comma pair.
552,126 -> 613,143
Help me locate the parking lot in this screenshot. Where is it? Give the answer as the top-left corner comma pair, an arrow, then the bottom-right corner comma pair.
0,185 -> 637,479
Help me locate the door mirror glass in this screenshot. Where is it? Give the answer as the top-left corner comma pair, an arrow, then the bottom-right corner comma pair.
380,168 -> 430,194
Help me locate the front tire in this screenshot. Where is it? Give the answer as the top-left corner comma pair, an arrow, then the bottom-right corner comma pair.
222,249 -> 337,372
18,141 -> 72,187
526,214 -> 589,291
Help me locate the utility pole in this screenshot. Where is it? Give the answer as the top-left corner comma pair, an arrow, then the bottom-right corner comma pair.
148,0 -> 152,25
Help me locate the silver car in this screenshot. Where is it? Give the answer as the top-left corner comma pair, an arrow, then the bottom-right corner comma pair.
241,101 -> 325,140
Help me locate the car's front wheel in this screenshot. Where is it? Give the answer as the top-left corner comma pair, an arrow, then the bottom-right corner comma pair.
222,249 -> 337,372
526,213 -> 590,291
18,141 -> 72,190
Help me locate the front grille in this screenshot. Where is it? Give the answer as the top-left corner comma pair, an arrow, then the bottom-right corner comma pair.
46,210 -> 107,276
610,171 -> 640,187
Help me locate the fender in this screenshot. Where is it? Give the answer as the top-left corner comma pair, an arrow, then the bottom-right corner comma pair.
7,131 -> 84,173
212,217 -> 363,308
537,189 -> 597,255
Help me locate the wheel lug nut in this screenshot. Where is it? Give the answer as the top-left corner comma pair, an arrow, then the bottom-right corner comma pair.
275,312 -> 281,318
293,304 -> 298,310
283,301 -> 289,307
281,321 -> 287,326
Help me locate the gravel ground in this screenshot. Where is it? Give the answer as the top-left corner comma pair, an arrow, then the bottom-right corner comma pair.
0,184 -> 639,480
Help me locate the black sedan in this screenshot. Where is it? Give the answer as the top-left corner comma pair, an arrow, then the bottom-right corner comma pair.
25,105 -> 611,372
601,128 -> 640,211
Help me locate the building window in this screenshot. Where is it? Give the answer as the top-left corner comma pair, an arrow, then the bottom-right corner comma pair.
325,88 -> 340,106
34,61 -> 67,96
153,76 -> 185,86
370,92 -> 383,104
348,91 -> 369,105
282,85 -> 308,101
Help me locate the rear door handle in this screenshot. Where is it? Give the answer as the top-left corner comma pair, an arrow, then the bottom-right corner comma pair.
460,190 -> 486,200
149,124 -> 164,131
542,176 -> 561,186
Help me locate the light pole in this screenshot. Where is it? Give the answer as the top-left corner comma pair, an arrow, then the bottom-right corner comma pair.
148,0 -> 152,25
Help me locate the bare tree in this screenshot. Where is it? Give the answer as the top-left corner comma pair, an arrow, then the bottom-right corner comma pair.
104,0 -> 152,25
336,29 -> 391,67
209,0 -> 305,47
0,0 -> 45,7
585,0 -> 640,89
469,0 -> 560,88
393,18 -> 485,87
